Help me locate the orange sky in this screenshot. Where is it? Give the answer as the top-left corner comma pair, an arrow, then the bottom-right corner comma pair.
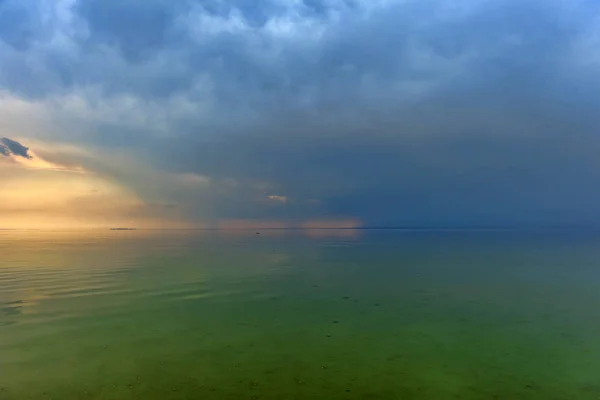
1,141 -> 362,230
0,145 -> 187,229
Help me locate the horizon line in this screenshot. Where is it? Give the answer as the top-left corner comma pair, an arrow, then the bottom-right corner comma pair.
2,226 -> 600,232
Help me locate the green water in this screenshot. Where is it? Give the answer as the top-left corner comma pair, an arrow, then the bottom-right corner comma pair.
2,230 -> 600,399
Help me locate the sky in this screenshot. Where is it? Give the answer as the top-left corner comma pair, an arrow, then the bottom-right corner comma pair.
1,0 -> 600,229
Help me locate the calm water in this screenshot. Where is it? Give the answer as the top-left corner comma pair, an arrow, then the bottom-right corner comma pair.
2,229 -> 600,399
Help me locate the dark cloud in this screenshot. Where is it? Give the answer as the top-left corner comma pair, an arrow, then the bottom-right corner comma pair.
1,0 -> 600,226
0,138 -> 32,159
0,1 -> 35,51
75,0 -> 181,62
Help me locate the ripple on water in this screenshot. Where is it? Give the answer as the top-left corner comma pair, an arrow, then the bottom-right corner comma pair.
2,230 -> 600,399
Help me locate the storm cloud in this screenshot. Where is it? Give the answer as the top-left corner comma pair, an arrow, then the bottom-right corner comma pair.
0,137 -> 33,159
1,0 -> 600,227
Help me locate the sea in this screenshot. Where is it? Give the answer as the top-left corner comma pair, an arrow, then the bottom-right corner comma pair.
2,229 -> 600,399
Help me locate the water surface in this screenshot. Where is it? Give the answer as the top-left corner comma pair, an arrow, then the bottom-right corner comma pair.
2,229 -> 600,399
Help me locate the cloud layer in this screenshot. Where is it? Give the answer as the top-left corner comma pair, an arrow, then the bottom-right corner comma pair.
1,0 -> 600,227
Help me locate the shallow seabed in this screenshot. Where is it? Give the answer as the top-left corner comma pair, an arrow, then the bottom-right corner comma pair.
2,229 -> 600,399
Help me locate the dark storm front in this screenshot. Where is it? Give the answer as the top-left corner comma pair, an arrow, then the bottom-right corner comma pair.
1,230 -> 600,399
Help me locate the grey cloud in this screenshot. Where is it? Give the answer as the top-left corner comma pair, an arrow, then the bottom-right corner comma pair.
0,2 -> 31,50
1,0 -> 600,226
75,0 -> 182,62
0,138 -> 33,159
0,0 -> 410,101
0,0 -> 594,102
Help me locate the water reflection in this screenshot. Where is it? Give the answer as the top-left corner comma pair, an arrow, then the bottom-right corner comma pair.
2,230 -> 600,399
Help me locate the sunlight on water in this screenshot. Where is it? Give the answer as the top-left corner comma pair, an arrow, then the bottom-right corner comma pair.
2,230 -> 600,399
